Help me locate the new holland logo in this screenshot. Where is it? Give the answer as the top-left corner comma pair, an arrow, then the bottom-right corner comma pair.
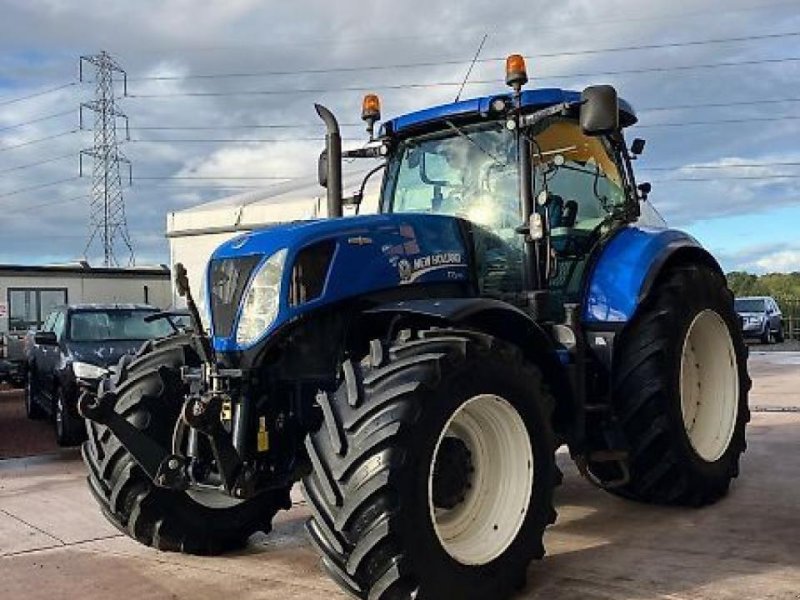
398,252 -> 465,284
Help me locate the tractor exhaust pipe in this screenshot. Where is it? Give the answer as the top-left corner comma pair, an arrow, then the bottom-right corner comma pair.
315,104 -> 343,218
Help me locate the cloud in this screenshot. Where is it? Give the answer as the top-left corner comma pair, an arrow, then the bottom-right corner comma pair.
1,0 -> 800,269
716,241 -> 800,274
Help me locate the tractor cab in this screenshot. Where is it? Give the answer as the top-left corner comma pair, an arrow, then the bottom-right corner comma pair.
320,55 -> 643,321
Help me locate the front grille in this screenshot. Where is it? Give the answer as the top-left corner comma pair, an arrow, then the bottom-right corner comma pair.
209,256 -> 261,337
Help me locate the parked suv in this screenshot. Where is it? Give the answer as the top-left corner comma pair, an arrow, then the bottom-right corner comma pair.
24,304 -> 176,445
735,296 -> 784,344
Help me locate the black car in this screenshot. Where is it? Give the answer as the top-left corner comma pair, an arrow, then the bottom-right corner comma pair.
24,304 -> 177,446
734,296 -> 784,344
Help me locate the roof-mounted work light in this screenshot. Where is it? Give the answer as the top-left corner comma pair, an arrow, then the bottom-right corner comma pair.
362,93 -> 381,140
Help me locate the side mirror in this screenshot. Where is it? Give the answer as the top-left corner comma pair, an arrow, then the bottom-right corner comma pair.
318,150 -> 328,188
638,182 -> 652,201
631,137 -> 646,156
580,85 -> 620,136
34,331 -> 58,346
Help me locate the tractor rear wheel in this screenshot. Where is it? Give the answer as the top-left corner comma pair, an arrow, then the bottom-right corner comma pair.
302,329 -> 556,600
82,334 -> 291,554
600,264 -> 750,506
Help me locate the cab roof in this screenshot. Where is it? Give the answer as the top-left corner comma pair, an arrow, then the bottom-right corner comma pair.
383,88 -> 637,137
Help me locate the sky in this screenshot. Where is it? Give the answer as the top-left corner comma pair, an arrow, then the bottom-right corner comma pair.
0,0 -> 799,273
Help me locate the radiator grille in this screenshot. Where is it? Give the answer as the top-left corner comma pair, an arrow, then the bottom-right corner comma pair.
208,256 -> 261,337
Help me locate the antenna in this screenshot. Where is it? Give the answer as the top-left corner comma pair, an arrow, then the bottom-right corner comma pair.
79,51 -> 134,267
454,33 -> 488,102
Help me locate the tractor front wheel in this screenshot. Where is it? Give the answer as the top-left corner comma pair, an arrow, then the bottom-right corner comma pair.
82,334 -> 291,554
601,264 -> 750,506
302,329 -> 557,600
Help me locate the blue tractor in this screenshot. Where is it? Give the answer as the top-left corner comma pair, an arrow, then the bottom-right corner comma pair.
80,55 -> 750,600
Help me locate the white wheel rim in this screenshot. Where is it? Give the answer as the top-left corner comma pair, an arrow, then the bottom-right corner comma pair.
679,309 -> 739,462
428,394 -> 533,566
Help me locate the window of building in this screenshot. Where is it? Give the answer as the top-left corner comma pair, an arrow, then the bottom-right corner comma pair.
7,288 -> 68,331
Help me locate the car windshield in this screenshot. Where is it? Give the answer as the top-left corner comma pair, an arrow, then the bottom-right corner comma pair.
69,310 -> 173,342
734,299 -> 766,312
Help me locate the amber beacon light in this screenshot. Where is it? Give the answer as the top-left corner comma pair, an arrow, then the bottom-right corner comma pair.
361,93 -> 381,140
505,54 -> 528,91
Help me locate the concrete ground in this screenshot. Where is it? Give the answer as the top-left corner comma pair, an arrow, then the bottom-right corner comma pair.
1,354 -> 798,600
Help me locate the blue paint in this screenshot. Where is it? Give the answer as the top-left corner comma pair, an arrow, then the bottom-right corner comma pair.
209,213 -> 470,352
384,88 -> 637,135
582,226 -> 705,323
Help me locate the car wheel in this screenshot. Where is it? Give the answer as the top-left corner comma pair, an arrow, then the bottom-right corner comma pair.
25,369 -> 46,420
760,324 -> 772,345
55,388 -> 84,447
775,323 -> 785,344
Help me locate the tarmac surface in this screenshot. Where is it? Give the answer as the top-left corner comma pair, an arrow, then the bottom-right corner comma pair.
0,352 -> 798,599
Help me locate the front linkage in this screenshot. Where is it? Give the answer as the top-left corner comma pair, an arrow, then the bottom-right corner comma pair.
79,263 -> 256,501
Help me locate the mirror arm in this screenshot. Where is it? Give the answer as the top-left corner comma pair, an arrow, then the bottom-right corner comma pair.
518,101 -> 576,129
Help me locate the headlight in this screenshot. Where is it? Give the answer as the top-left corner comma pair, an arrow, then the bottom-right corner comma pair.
72,361 -> 109,380
236,249 -> 287,346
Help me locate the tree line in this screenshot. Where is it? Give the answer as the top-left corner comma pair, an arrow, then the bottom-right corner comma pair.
726,272 -> 800,316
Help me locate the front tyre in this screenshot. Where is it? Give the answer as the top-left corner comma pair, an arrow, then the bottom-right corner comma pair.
603,264 -> 750,506
303,329 -> 556,600
82,334 -> 291,554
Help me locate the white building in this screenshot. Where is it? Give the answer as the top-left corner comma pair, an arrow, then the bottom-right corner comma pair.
0,262 -> 171,336
167,173 -> 380,308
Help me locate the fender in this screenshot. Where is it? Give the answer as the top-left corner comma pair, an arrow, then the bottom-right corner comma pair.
582,226 -> 723,325
364,297 -> 577,440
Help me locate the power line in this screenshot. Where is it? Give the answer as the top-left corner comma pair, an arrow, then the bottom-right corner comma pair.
652,174 -> 800,182
0,194 -> 89,213
126,55 -> 800,99
129,137 -> 360,144
128,114 -> 800,144
0,154 -> 74,175
0,110 -> 75,132
0,176 -> 80,200
641,161 -> 800,171
133,123 -> 362,131
0,129 -> 79,153
640,97 -> 800,112
121,1 -> 798,54
636,115 -> 800,128
0,82 -> 77,107
136,175 -> 299,180
137,162 -> 800,181
127,30 -> 800,83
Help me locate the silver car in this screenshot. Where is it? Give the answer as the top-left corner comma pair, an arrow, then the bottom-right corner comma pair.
735,296 -> 784,344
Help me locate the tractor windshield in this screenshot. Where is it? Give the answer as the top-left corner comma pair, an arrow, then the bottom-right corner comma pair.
384,118 -> 626,231
384,120 -> 520,233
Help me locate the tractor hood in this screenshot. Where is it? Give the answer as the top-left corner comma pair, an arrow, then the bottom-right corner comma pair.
207,213 -> 472,352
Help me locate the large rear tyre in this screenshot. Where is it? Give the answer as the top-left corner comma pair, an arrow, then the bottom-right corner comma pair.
302,329 -> 556,600
82,334 -> 291,555
599,264 -> 750,506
